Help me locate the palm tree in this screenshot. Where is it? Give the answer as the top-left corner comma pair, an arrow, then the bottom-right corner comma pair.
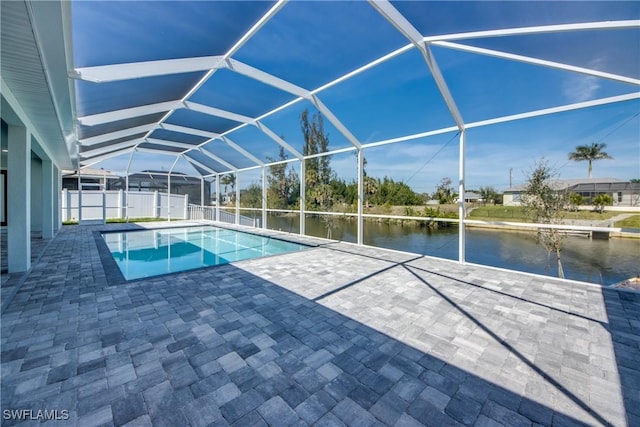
478,186 -> 497,205
363,176 -> 378,207
568,143 -> 613,178
220,174 -> 235,203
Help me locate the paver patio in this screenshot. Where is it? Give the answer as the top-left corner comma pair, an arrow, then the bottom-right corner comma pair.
1,221 -> 638,426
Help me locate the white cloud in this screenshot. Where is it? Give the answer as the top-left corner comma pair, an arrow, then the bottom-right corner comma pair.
562,75 -> 600,103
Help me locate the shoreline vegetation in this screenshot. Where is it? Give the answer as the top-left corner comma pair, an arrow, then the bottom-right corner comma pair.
229,203 -> 640,242
62,205 -> 640,238
282,204 -> 640,237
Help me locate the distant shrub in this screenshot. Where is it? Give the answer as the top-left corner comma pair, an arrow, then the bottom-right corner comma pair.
592,194 -> 613,213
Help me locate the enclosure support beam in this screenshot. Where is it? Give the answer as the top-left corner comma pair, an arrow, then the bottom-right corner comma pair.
168,157 -> 180,222
215,175 -> 221,222
255,122 -> 304,160
199,148 -> 238,171
125,174 -> 129,221
167,172 -> 172,222
125,150 -> 135,222
369,0 -> 465,131
458,131 -> 466,264
235,172 -> 240,225
262,166 -> 267,229
200,178 -> 204,208
433,41 -> 640,86
77,167 -> 82,223
357,149 -> 364,245
300,161 -> 306,236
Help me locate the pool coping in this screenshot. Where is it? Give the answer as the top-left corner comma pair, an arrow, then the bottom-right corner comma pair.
94,223 -> 323,285
93,220 -> 640,294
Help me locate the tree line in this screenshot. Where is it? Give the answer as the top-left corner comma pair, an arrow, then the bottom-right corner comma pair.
231,111 -> 624,213
238,109 -> 428,211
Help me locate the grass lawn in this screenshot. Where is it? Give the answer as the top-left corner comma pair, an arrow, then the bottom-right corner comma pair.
468,206 -> 530,221
615,215 -> 640,229
365,204 -> 459,216
468,205 -> 620,222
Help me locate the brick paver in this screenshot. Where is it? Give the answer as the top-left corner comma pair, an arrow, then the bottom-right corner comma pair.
1,221 -> 638,426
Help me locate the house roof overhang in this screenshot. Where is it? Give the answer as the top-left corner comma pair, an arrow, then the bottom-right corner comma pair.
1,0 -> 76,169
3,1 -> 638,178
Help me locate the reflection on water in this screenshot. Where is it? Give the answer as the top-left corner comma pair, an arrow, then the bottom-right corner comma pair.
268,214 -> 639,286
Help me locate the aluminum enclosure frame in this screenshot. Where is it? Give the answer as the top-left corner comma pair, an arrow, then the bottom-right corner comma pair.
62,0 -> 639,262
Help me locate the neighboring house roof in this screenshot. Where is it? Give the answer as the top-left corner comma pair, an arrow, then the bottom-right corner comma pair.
464,192 -> 482,200
63,169 -> 206,184
62,168 -> 120,179
504,178 -> 627,193
570,181 -> 640,192
127,170 -> 202,183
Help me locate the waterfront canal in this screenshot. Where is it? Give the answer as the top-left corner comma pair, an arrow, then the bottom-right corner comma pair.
267,214 -> 639,286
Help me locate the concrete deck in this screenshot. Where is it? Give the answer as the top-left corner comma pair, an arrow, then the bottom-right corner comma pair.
1,221 -> 638,426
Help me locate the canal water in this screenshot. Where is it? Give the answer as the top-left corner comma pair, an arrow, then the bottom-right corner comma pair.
267,214 -> 639,286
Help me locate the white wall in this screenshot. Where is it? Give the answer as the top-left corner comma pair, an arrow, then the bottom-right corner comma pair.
128,192 -> 158,218
502,193 -> 521,206
61,190 -> 188,221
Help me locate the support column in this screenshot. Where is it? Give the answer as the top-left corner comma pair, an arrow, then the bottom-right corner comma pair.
261,166 -> 267,229
300,160 -> 305,236
61,188 -> 68,222
357,149 -> 364,245
125,175 -> 130,221
167,172 -> 172,222
53,166 -> 61,231
458,130 -> 466,264
41,159 -> 54,239
153,191 -> 160,218
101,192 -> 106,224
7,125 -> 31,272
215,175 -> 220,222
77,169 -> 82,222
102,171 -> 106,200
125,151 -> 134,222
118,189 -> 124,219
200,177 -> 204,207
235,172 -> 240,225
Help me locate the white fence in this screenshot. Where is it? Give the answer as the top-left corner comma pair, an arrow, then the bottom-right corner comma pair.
61,190 -> 189,222
61,190 -> 259,227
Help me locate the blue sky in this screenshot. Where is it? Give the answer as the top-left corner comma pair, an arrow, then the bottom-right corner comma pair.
73,1 -> 640,195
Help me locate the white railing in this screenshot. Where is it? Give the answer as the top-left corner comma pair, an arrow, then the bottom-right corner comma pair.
186,204 -> 259,227
220,209 -> 236,224
239,214 -> 258,227
187,205 -> 216,221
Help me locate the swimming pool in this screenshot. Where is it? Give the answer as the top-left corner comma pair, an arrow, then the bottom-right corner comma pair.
101,226 -> 308,280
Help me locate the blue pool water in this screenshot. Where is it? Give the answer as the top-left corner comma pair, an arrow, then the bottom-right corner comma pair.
102,226 -> 308,280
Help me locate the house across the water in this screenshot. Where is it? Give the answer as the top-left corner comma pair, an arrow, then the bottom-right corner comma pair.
503,178 -> 640,207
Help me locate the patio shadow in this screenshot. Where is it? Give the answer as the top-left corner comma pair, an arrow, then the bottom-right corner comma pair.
602,287 -> 640,426
1,224 -> 603,426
